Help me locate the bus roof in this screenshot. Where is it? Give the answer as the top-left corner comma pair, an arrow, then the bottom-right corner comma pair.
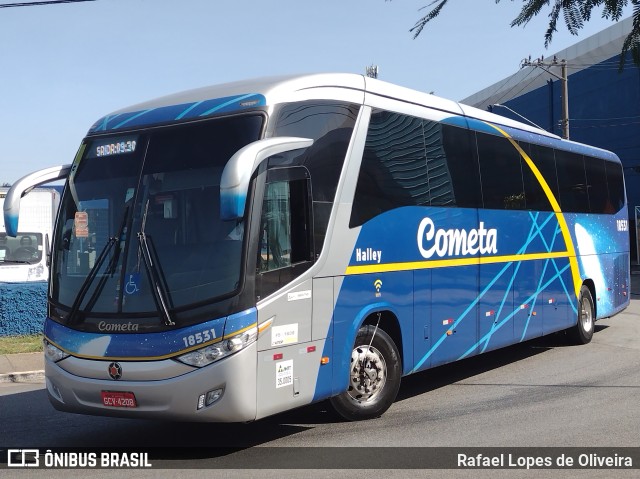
87,73 -> 618,161
89,73 -> 553,136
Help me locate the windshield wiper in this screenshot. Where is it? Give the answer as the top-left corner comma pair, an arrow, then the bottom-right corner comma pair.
137,231 -> 175,326
66,206 -> 130,324
66,236 -> 117,324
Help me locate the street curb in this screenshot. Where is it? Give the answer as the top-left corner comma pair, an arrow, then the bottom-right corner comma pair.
0,370 -> 45,383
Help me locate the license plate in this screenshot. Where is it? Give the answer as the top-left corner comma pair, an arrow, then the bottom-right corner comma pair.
101,391 -> 137,408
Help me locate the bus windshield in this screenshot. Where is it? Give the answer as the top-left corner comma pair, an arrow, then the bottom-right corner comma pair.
51,114 -> 263,325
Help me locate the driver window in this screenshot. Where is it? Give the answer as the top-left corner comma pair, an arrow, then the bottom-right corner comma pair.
256,167 -> 313,298
259,181 -> 292,272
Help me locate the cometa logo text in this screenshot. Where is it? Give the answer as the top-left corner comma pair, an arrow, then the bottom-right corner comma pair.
417,217 -> 497,259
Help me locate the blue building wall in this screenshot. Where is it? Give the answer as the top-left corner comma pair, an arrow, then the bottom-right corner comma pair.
0,282 -> 47,336
494,55 -> 640,258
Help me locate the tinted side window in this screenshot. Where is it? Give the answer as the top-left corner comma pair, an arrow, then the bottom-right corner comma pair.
441,125 -> 483,208
423,120 -> 451,206
605,160 -> 626,213
518,142 -> 554,211
351,111 -> 429,227
476,132 -> 525,210
272,101 -> 359,252
584,156 -> 609,214
555,150 -> 590,213
350,113 -> 483,228
524,142 -> 559,210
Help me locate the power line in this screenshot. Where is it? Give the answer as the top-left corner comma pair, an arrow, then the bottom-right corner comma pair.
0,0 -> 95,8
492,67 -> 538,105
498,68 -> 542,104
571,115 -> 640,121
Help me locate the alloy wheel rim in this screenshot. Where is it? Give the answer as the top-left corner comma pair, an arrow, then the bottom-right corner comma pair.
347,345 -> 387,403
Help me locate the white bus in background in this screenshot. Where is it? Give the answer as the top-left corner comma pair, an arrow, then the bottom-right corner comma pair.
0,187 -> 60,282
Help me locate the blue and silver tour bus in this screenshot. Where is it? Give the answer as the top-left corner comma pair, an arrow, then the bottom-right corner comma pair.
4,74 -> 629,421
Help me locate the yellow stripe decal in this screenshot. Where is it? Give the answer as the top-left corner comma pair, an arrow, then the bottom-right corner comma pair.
258,317 -> 274,335
346,251 -> 571,275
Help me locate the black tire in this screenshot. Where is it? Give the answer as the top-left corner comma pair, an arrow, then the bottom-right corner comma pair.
568,285 -> 595,345
329,325 -> 402,421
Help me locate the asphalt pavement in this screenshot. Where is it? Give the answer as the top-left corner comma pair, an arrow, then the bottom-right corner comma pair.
1,266 -> 639,383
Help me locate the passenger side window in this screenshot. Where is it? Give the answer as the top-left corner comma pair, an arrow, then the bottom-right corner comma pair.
555,150 -> 590,213
476,131 -> 525,210
584,156 -> 609,214
605,160 -> 626,213
519,142 -> 556,211
351,111 -> 430,227
350,112 -> 483,227
441,124 -> 482,208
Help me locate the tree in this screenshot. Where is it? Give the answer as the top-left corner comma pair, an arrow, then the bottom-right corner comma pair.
409,0 -> 640,67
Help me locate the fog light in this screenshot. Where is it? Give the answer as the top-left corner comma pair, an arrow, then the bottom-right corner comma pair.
206,388 -> 223,406
197,388 -> 224,410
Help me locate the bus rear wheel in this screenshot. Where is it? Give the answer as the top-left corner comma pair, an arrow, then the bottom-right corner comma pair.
569,285 -> 595,345
329,325 -> 401,421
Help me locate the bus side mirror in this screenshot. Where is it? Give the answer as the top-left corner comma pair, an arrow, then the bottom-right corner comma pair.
3,165 -> 71,237
219,137 -> 313,220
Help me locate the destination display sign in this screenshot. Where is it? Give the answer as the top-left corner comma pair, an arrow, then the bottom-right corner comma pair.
88,136 -> 138,158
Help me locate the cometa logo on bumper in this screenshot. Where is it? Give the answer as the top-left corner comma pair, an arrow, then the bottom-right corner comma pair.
417,217 -> 498,259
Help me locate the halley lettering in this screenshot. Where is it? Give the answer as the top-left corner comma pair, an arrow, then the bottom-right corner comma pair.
417,217 -> 497,259
355,248 -> 382,264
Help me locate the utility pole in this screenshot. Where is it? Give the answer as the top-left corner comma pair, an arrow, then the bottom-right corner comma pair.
521,56 -> 570,139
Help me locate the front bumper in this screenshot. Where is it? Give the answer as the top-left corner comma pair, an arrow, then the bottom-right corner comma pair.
45,342 -> 257,422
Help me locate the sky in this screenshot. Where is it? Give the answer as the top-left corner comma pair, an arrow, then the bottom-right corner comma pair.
0,0 -> 632,184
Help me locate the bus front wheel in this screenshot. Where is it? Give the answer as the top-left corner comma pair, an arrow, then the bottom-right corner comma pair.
569,285 -> 595,345
329,325 -> 401,421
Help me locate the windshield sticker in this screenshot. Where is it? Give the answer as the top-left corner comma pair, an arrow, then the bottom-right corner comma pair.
74,212 -> 89,238
124,273 -> 141,295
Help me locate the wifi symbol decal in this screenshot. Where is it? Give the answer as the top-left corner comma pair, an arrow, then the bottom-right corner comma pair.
374,279 -> 383,297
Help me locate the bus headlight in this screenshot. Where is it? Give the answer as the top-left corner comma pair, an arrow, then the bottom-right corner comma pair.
44,339 -> 70,363
176,326 -> 257,367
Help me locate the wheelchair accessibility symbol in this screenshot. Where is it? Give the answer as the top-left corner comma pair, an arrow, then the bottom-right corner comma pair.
125,273 -> 140,295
